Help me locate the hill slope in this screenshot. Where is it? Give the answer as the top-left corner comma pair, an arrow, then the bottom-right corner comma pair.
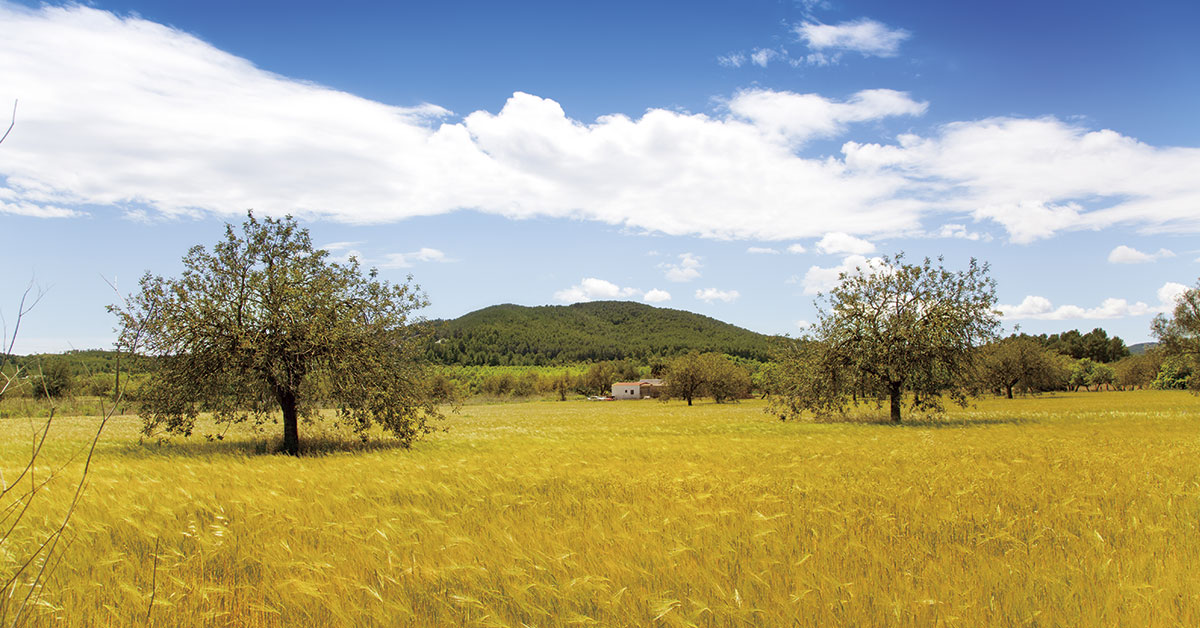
428,301 -> 776,365
1128,342 -> 1157,356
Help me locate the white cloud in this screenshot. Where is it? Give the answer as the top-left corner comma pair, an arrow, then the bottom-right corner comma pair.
747,247 -> 780,254
320,241 -> 362,252
695,288 -> 740,303
1108,245 -> 1175,264
999,281 -> 1188,320
801,254 -> 886,294
379,247 -> 450,268
787,244 -> 807,254
750,48 -> 778,67
0,200 -> 83,218
816,232 -> 876,255
662,253 -> 702,282
795,19 -> 911,58
643,289 -> 672,303
554,278 -> 639,303
728,88 -> 927,146
2,5 -> 1200,246
1158,282 -> 1189,306
934,223 -> 990,241
795,319 -> 812,330
844,118 -> 1200,243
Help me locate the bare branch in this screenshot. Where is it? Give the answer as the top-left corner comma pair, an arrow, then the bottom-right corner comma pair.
0,99 -> 14,146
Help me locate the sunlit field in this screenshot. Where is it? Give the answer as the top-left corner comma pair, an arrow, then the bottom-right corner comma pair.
3,391 -> 1199,626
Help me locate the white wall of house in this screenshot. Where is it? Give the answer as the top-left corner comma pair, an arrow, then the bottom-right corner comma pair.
612,383 -> 642,399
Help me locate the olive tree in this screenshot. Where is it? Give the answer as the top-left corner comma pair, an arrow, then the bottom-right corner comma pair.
772,254 -> 999,423
1152,280 -> 1200,391
111,212 -> 441,455
979,336 -> 1065,398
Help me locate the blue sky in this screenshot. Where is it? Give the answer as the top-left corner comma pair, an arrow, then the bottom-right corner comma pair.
1,0 -> 1198,352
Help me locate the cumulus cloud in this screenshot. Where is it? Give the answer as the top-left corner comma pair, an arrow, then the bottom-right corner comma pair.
643,289 -> 672,303
999,281 -> 1188,320
1158,282 -> 1189,306
3,5 -> 1200,246
747,247 -> 780,254
695,288 -> 740,303
662,253 -> 703,282
554,278 -> 640,303
801,254 -> 885,294
1108,245 -> 1175,264
816,232 -> 876,255
795,19 -> 911,58
787,244 -> 807,254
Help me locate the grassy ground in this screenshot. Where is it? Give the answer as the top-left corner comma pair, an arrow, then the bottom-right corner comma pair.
2,391 -> 1198,626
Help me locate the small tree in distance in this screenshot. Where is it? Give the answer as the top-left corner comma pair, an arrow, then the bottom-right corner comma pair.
979,336 -> 1064,398
111,212 -> 442,455
772,254 -> 1000,423
665,351 -> 707,405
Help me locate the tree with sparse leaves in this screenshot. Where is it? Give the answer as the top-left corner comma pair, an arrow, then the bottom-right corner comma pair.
772,254 -> 999,423
111,212 -> 441,455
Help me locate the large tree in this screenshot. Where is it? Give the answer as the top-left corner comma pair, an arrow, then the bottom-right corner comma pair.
773,254 -> 999,423
112,213 -> 441,455
1151,280 -> 1200,391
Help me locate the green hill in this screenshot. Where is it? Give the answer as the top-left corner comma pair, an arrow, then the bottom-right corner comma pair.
428,301 -> 777,365
1128,342 -> 1157,356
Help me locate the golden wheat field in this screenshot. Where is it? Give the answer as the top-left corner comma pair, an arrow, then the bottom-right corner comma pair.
2,391 -> 1199,627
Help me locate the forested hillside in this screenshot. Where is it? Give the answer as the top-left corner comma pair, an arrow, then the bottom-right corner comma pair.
428,301 -> 777,365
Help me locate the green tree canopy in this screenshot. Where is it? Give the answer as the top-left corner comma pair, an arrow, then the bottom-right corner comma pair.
111,213 -> 441,455
772,254 -> 1000,423
979,336 -> 1066,398
1151,280 -> 1200,391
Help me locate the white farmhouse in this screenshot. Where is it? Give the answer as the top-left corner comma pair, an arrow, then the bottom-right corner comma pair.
611,379 -> 665,400
612,382 -> 644,399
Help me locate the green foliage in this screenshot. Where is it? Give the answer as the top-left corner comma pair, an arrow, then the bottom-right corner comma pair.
427,301 -> 776,365
110,212 -> 441,455
32,358 -> 75,398
662,351 -> 751,405
1152,355 -> 1193,390
1020,328 -> 1130,363
1069,358 -> 1095,391
1152,280 -> 1200,392
1087,362 -> 1117,390
978,336 -> 1069,398
772,254 -> 1000,423
1112,351 -> 1162,390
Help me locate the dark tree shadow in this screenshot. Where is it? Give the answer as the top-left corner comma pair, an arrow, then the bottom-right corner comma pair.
118,434 -> 415,459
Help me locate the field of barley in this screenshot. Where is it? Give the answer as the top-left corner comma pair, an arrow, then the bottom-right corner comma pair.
3,391 -> 1199,626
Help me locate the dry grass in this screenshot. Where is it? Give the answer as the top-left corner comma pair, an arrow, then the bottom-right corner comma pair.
2,391 -> 1199,626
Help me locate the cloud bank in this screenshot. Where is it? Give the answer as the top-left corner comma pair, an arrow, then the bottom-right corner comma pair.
998,282 -> 1188,320
3,5 -> 1200,246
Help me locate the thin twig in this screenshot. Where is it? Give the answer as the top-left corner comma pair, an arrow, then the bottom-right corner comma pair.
0,100 -> 14,146
145,537 -> 159,626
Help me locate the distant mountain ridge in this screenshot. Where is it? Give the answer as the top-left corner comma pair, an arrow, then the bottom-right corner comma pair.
427,301 -> 777,365
1128,342 -> 1157,356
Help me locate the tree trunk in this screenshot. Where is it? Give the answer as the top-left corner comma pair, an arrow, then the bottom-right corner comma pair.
1005,385 -> 1014,399
889,383 -> 902,423
686,395 -> 693,406
277,387 -> 299,456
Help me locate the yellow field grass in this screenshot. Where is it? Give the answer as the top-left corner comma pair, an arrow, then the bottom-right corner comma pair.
3,391 -> 1199,626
